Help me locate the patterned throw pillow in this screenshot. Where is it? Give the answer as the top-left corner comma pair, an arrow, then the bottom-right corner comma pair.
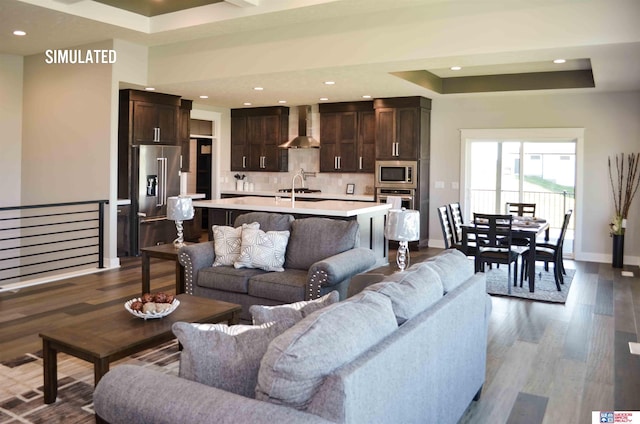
250,291 -> 340,327
212,222 -> 260,267
234,227 -> 290,272
172,321 -> 287,398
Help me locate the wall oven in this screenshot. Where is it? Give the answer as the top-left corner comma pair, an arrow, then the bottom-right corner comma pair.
376,188 -> 415,210
375,160 -> 417,189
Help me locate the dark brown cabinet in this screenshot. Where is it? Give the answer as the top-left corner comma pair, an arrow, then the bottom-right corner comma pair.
374,97 -> 431,161
178,99 -> 192,171
120,90 -> 181,145
231,107 -> 288,172
374,96 -> 431,248
319,101 -> 374,173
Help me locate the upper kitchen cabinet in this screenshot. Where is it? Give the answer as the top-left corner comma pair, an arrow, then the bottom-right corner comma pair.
319,101 -> 375,173
119,89 -> 181,145
179,99 -> 192,172
231,106 -> 289,172
374,96 -> 431,161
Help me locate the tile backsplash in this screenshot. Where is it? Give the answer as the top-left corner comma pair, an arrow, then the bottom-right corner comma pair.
222,149 -> 375,195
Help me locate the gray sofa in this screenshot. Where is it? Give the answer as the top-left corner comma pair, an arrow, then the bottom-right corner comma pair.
178,212 -> 377,321
94,249 -> 491,424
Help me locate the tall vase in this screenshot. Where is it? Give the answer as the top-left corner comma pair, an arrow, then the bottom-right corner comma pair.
612,234 -> 624,268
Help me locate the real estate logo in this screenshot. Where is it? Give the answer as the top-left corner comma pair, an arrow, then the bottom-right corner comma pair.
44,49 -> 117,64
594,411 -> 637,423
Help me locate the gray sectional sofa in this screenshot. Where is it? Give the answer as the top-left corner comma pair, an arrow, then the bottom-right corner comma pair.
177,212 -> 377,321
94,249 -> 491,424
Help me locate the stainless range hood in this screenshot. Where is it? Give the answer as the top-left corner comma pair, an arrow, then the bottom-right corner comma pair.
278,105 -> 320,149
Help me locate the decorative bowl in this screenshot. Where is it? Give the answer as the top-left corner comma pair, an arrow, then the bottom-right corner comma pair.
124,298 -> 180,320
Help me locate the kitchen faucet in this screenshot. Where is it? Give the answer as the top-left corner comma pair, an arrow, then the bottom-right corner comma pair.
291,168 -> 316,207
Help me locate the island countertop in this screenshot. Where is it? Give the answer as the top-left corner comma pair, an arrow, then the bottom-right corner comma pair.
193,197 -> 390,217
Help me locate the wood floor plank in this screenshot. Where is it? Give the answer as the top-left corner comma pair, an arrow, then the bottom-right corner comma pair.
541,358 -> 587,424
594,277 -> 614,316
614,330 -> 640,410
506,392 -> 548,424
563,303 -> 593,362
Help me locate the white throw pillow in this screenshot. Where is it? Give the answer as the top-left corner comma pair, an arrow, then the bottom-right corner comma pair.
234,227 -> 290,272
250,291 -> 340,327
212,222 -> 260,267
172,321 -> 287,398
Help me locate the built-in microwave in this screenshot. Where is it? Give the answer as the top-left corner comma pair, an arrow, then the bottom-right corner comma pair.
375,160 -> 417,189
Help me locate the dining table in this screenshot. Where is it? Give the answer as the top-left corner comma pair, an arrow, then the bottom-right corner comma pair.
461,217 -> 550,292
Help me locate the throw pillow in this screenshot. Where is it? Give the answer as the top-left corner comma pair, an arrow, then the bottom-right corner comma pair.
250,291 -> 340,327
420,249 -> 474,293
234,227 -> 290,272
172,321 -> 286,398
255,290 -> 397,410
212,222 -> 260,267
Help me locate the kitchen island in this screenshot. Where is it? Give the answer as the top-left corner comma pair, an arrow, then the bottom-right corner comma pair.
193,197 -> 391,265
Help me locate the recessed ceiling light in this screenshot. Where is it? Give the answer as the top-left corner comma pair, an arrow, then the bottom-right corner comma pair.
253,87 -> 264,91
450,66 -> 462,71
362,95 -> 372,99
243,102 -> 252,106
145,87 -> 155,91
13,30 -> 26,36
278,100 -> 287,104
553,59 -> 566,64
324,81 -> 335,85
319,97 -> 329,101
199,95 -> 209,99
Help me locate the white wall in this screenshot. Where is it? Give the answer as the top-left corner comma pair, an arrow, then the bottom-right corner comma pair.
22,41 -> 113,205
0,54 -> 24,207
431,90 -> 640,264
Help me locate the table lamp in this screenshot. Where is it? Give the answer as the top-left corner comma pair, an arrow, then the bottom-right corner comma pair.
167,196 -> 194,248
385,208 -> 420,271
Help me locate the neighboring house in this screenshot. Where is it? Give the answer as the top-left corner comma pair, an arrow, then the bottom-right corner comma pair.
0,0 -> 638,267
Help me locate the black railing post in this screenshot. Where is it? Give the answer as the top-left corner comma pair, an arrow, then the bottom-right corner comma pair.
98,201 -> 105,269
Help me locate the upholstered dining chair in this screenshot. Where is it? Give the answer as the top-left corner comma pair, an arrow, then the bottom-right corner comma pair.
473,213 -> 519,293
519,209 -> 573,291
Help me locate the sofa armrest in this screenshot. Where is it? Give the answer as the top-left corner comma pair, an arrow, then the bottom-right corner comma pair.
94,365 -> 332,424
178,242 -> 214,295
307,248 -> 377,300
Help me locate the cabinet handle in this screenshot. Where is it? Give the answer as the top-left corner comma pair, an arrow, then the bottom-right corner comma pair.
338,156 -> 341,169
391,143 -> 395,156
334,157 -> 337,169
359,156 -> 363,170
242,156 -> 246,169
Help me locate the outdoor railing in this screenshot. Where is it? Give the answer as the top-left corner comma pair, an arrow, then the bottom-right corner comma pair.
0,200 -> 107,288
469,189 -> 575,231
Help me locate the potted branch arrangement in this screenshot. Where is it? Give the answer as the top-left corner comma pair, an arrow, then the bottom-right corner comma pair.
608,153 -> 640,268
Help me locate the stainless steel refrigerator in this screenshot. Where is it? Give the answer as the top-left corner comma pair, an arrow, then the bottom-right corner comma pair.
130,145 -> 181,254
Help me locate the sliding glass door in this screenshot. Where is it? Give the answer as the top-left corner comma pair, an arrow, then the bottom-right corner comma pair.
467,139 -> 576,254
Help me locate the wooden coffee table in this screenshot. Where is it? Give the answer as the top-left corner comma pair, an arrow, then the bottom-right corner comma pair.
39,294 -> 241,404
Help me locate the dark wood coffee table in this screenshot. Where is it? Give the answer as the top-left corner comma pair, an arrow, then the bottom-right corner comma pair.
39,294 -> 241,404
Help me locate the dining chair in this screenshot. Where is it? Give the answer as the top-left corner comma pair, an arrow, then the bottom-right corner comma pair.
506,202 -> 536,217
519,209 -> 573,291
445,202 -> 477,256
437,205 -> 456,249
473,213 -> 519,292
505,202 -> 537,246
448,202 -> 465,244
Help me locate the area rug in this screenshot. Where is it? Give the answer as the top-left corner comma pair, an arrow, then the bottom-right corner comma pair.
485,264 -> 575,303
0,340 -> 180,424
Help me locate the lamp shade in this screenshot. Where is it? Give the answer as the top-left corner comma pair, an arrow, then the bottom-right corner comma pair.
385,209 -> 420,242
167,196 -> 194,221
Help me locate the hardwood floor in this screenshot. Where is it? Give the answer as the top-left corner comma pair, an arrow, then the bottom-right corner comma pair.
1,248 -> 639,423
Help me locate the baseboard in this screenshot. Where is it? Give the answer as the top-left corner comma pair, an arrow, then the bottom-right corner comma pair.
574,252 -> 640,267
428,239 -> 447,249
